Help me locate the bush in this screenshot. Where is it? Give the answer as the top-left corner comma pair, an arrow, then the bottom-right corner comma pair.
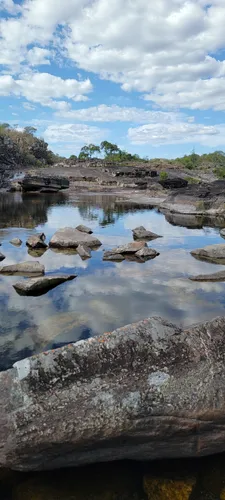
214,166 -> 225,179
159,171 -> 168,181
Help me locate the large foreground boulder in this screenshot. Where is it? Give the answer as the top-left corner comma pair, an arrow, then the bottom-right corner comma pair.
49,228 -> 102,249
13,274 -> 77,296
1,316 -> 225,471
191,244 -> 225,263
0,261 -> 44,276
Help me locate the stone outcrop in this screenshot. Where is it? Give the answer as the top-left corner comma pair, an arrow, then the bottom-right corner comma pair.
13,274 -> 76,296
76,245 -> 91,259
189,270 -> 225,282
135,247 -> 159,259
0,261 -> 45,276
76,225 -> 93,234
26,233 -> 47,249
159,177 -> 188,189
19,175 -> 69,193
49,228 -> 102,249
191,244 -> 225,263
132,226 -> 161,240
10,238 -> 22,246
1,316 -> 225,471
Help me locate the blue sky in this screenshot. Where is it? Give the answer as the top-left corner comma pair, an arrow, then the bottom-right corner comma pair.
1,0 -> 225,158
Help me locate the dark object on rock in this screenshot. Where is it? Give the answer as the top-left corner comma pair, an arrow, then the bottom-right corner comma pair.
0,261 -> 44,276
191,244 -> 225,263
189,270 -> 225,282
135,247 -> 159,259
103,252 -> 125,262
49,228 -> 102,249
76,245 -> 91,259
26,233 -> 47,249
20,175 -> 69,193
0,252 -> 5,262
10,238 -> 22,246
132,226 -> 161,240
150,170 -> 158,178
159,177 -> 188,189
1,316 -> 225,471
13,274 -> 77,296
76,225 -> 93,234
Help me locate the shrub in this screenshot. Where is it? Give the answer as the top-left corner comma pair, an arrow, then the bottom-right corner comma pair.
214,166 -> 225,179
159,171 -> 168,181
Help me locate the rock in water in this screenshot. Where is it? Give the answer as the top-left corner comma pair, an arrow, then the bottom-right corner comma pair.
220,229 -> 225,239
10,238 -> 22,246
0,252 -> 5,262
109,241 -> 147,255
191,244 -> 225,263
135,247 -> 160,259
0,261 -> 44,276
49,228 -> 102,249
1,316 -> 225,471
13,274 -> 77,296
20,175 -> 69,192
132,226 -> 161,240
76,245 -> 91,259
26,233 -> 47,249
189,270 -> 225,282
76,225 -> 93,234
103,252 -> 125,262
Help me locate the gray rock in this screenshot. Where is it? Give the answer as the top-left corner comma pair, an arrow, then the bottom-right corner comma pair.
20,175 -> 69,192
76,245 -> 91,259
135,247 -> 160,259
0,261 -> 45,276
10,238 -> 22,246
76,225 -> 93,234
0,252 -> 5,262
13,274 -> 77,296
132,226 -> 161,240
49,228 -> 102,249
26,233 -> 47,249
103,252 -> 125,262
191,244 -> 225,263
189,270 -> 225,282
109,241 -> 147,255
220,229 -> 225,239
1,316 -> 225,471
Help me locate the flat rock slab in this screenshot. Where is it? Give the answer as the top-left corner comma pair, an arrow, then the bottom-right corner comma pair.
132,226 -> 161,240
13,274 -> 77,296
0,252 -> 5,262
189,270 -> 225,282
1,316 -> 225,471
26,233 -> 47,249
191,244 -> 225,263
76,245 -> 91,259
76,225 -> 93,234
0,261 -> 45,276
10,238 -> 22,246
50,228 -> 102,249
110,241 -> 147,255
136,247 -> 160,259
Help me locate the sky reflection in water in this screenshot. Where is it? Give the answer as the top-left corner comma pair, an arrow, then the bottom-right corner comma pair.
0,191 -> 225,371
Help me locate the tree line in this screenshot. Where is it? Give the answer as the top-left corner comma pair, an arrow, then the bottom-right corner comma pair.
69,141 -> 143,162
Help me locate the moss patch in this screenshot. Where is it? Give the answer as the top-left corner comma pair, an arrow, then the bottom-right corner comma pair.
143,476 -> 195,500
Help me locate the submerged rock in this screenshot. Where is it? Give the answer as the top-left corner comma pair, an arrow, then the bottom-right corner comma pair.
0,261 -> 44,276
1,316 -> 225,471
76,245 -> 91,259
189,270 -> 225,282
49,228 -> 102,249
0,252 -> 5,262
135,247 -> 159,259
191,244 -> 225,263
76,225 -> 93,234
143,476 -> 195,500
26,233 -> 47,249
10,238 -> 22,246
132,226 -> 161,240
103,252 -> 125,262
13,274 -> 77,296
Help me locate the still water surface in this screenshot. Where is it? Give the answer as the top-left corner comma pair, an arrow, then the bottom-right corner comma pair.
1,191 -> 225,371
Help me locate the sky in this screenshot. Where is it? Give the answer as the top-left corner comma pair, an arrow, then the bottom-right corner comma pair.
1,0 -> 225,158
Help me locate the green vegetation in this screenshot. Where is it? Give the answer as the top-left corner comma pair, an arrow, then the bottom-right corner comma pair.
213,166 -> 225,179
77,141 -> 143,162
159,171 -> 168,181
0,123 -> 59,167
184,176 -> 200,184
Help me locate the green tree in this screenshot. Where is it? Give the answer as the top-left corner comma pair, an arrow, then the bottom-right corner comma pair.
100,141 -> 120,157
69,155 -> 78,161
24,126 -> 37,136
79,144 -> 100,158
